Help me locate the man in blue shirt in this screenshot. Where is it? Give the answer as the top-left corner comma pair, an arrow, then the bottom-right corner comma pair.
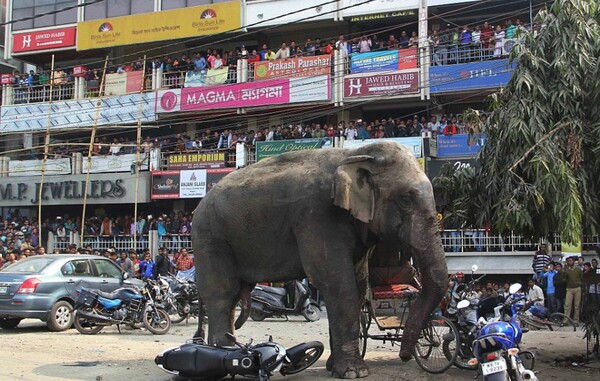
537,263 -> 558,313
139,252 -> 157,280
193,52 -> 207,70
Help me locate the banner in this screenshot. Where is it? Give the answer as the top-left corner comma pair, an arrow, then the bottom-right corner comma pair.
8,158 -> 71,177
167,152 -> 227,169
151,168 -> 234,199
13,26 -> 77,54
344,70 -> 419,98
103,71 -> 144,96
256,138 -> 332,161
350,48 -> 417,73
184,69 -> 229,87
426,158 -> 479,180
342,137 -> 422,158
87,153 -> 149,173
77,1 -> 240,50
156,75 -> 330,113
253,55 -> 331,81
436,133 -> 487,158
429,59 -> 515,93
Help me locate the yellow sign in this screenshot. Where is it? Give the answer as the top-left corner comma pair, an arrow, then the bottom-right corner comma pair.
77,1 -> 240,51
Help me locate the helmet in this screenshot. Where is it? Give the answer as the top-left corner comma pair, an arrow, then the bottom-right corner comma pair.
455,272 -> 464,278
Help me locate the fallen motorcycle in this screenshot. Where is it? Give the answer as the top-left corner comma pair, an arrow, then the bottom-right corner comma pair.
250,280 -> 321,322
155,333 -> 324,381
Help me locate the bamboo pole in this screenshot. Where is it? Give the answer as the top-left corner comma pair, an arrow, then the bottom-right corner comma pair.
133,56 -> 147,253
80,56 -> 110,241
37,55 -> 55,243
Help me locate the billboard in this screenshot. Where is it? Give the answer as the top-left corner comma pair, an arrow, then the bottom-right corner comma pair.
77,1 -> 240,50
429,59 -> 515,93
252,55 -> 331,81
151,168 -> 234,199
13,27 -> 77,54
344,70 -> 419,98
342,137 -> 423,158
435,133 -> 487,157
350,48 -> 417,73
167,152 -> 227,170
103,71 -> 144,96
156,75 -> 331,113
8,158 -> 71,177
255,138 -> 332,161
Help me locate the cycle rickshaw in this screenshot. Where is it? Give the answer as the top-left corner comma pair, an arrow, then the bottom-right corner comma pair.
358,265 -> 459,373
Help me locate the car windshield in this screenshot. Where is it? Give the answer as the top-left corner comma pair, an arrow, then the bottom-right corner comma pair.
1,257 -> 56,273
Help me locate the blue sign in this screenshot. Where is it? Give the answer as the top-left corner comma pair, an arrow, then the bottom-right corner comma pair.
429,59 -> 515,93
351,51 -> 398,73
436,133 -> 487,157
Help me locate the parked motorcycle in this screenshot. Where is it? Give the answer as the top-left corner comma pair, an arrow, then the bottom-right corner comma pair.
155,274 -> 202,324
250,280 -> 320,322
468,283 -> 537,381
155,333 -> 324,381
73,279 -> 171,335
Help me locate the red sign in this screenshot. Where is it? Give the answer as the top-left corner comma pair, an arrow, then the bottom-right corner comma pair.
73,66 -> 87,77
344,70 -> 419,98
398,48 -> 418,70
1,74 -> 13,85
13,27 -> 77,53
253,55 -> 331,81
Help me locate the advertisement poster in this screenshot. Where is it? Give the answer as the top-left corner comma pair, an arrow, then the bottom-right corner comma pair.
13,27 -> 77,54
342,137 -> 422,157
429,59 -> 515,93
8,158 -> 72,177
167,152 -> 226,170
151,171 -> 180,199
435,133 -> 487,157
255,138 -> 332,161
350,48 -> 417,73
253,55 -> 331,81
151,168 -> 235,199
344,70 -> 419,98
103,71 -> 144,96
77,1 -> 240,50
179,170 -> 207,198
184,69 -> 229,87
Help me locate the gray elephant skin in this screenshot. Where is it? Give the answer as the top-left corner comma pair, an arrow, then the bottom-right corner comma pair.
192,141 -> 448,379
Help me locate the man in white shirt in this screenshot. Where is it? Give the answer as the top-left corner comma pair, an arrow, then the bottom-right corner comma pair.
275,43 -> 290,59
526,278 -> 545,306
335,35 -> 349,58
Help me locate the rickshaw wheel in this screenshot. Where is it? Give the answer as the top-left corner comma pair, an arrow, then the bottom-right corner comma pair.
358,304 -> 371,358
413,315 -> 459,374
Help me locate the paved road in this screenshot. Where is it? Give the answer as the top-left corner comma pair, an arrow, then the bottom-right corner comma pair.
0,314 -> 597,381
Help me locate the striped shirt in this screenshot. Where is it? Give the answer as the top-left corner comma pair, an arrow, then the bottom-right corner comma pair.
532,252 -> 551,273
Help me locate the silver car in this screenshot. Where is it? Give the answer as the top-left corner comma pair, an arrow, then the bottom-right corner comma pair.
0,254 -> 139,331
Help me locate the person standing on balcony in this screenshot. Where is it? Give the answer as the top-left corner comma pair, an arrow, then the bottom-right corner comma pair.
212,53 -> 224,69
335,35 -> 349,58
248,50 -> 260,64
275,42 -> 290,59
398,31 -> 409,49
532,244 -> 551,278
437,28 -> 449,65
472,25 -> 482,59
561,256 -> 583,322
481,22 -> 494,57
305,37 -> 317,56
358,35 -> 372,53
493,25 -> 505,57
194,52 -> 207,71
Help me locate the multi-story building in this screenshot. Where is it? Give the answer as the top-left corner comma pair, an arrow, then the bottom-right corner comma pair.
0,0 -> 591,272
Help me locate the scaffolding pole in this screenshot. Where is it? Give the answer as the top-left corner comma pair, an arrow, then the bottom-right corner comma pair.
133,56 -> 147,253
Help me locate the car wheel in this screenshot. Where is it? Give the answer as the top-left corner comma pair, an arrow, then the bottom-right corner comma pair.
47,301 -> 74,331
0,318 -> 22,329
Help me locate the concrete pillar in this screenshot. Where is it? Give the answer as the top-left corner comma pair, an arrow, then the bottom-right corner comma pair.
75,77 -> 86,99
2,85 -> 14,105
48,233 -> 56,253
148,230 -> 159,257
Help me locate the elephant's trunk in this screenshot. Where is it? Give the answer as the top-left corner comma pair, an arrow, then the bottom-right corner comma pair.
399,212 -> 448,360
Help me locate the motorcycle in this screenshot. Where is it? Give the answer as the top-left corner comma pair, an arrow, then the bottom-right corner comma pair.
155,274 -> 202,324
250,280 -> 321,322
73,279 -> 171,335
468,283 -> 537,381
155,333 -> 324,381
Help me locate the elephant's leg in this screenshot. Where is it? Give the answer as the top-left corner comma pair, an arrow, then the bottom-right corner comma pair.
298,230 -> 368,379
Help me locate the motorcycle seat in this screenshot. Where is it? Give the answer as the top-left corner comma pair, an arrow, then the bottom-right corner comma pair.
92,289 -> 121,299
255,285 -> 287,297
371,284 -> 419,300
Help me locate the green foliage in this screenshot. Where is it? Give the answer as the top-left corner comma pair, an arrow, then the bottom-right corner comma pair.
435,0 -> 600,244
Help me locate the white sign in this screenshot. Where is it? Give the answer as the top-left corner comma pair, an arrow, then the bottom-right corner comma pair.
8,158 -> 71,177
343,137 -> 423,158
86,153 -> 149,173
179,170 -> 207,198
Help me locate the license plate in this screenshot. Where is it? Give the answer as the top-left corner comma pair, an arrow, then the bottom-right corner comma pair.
481,358 -> 507,375
0,286 -> 7,294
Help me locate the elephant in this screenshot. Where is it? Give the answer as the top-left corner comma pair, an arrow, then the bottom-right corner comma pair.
192,141 -> 448,379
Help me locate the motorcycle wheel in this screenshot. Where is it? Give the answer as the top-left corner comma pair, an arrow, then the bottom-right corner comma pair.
302,303 -> 321,322
167,302 -> 188,324
443,338 -> 476,370
143,308 -> 171,335
280,341 -> 324,375
250,309 -> 268,322
73,310 -> 104,335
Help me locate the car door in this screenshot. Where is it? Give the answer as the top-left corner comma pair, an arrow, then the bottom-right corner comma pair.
91,258 -> 125,292
61,259 -> 101,298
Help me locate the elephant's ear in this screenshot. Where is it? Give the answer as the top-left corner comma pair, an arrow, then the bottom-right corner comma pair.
332,155 -> 375,224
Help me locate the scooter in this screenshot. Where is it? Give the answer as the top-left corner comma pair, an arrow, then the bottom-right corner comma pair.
250,280 -> 321,322
467,283 -> 537,381
155,333 -> 324,381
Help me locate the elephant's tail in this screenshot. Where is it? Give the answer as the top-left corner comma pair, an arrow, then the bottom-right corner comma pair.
234,282 -> 253,330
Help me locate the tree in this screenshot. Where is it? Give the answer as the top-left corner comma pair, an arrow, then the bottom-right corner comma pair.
434,0 -> 600,244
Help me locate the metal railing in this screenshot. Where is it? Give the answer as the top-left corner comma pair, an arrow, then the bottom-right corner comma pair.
430,40 -> 514,66
158,234 -> 192,252
12,83 -> 75,104
160,68 -> 238,89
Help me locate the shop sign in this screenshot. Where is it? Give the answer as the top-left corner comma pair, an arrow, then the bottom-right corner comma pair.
436,133 -> 487,157
151,168 -> 234,199
255,138 -> 333,161
429,59 -> 515,93
13,27 -> 77,54
350,48 -> 417,73
0,173 -> 150,206
156,75 -> 330,113
253,55 -> 331,81
167,152 -> 226,170
426,158 -> 479,180
344,70 -> 419,98
77,1 -> 240,51
8,158 -> 71,177
342,137 -> 423,158
348,10 -> 416,22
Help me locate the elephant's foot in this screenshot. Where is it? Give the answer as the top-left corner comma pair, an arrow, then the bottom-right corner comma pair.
399,349 -> 413,362
326,354 -> 369,379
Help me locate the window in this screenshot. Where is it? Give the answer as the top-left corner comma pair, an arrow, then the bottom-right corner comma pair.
84,0 -> 155,21
61,259 -> 93,276
3,257 -> 55,273
12,0 -> 77,31
93,258 -> 123,278
162,0 -> 231,11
